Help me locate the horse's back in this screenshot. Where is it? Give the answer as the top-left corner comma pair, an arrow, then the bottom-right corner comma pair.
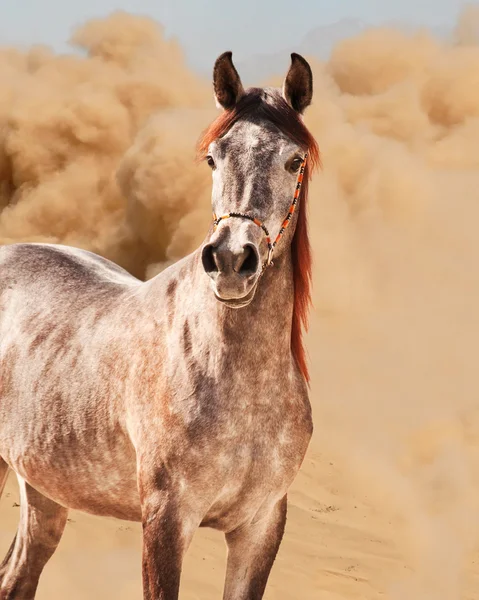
0,242 -> 141,337
0,242 -> 139,294
0,242 -> 140,346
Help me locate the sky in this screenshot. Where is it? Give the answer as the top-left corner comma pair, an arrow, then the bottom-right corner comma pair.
0,0 -> 471,73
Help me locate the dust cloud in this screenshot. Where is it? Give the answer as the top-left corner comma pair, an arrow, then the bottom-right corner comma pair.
0,11 -> 215,278
301,12 -> 479,598
1,7 -> 479,599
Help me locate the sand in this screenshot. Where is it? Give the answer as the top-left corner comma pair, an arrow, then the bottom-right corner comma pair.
2,8 -> 479,599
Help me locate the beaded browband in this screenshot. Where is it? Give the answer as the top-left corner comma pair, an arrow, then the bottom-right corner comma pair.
212,152 -> 308,271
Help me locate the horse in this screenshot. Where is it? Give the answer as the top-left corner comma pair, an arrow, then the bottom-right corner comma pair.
0,51 -> 319,599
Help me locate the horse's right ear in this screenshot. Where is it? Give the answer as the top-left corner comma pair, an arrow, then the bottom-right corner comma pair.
213,51 -> 245,110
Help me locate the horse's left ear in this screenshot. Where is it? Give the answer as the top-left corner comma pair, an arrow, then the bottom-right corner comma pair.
213,51 -> 245,110
282,53 -> 313,114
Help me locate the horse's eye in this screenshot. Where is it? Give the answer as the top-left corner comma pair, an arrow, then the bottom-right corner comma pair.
289,157 -> 303,173
206,156 -> 216,169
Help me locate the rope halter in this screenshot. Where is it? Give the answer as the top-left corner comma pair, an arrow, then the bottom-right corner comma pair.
212,152 -> 308,272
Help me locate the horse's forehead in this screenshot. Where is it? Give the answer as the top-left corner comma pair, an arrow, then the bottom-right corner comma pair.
215,120 -> 293,160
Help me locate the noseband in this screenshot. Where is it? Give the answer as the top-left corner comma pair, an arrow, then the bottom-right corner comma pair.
212,152 -> 308,271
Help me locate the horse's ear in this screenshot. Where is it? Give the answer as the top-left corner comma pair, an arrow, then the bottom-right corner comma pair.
213,51 -> 245,110
282,53 -> 313,114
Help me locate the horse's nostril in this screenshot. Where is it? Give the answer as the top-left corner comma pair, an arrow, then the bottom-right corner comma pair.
202,244 -> 218,274
203,242 -> 259,278
235,244 -> 259,275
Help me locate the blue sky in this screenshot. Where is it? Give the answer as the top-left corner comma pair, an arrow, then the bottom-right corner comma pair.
0,0 -> 470,72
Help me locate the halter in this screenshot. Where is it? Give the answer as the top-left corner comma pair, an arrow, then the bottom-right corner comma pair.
212,152 -> 308,271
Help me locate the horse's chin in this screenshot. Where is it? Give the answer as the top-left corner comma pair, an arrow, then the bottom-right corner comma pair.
213,283 -> 258,309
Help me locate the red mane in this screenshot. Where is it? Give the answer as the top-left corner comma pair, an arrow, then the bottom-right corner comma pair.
197,90 -> 320,384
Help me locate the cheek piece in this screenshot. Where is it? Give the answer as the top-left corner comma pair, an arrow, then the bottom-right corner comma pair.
211,153 -> 308,273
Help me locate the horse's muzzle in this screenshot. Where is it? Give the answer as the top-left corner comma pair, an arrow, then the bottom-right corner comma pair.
202,241 -> 261,307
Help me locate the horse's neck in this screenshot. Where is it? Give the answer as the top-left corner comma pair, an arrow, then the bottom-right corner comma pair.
191,250 -> 295,366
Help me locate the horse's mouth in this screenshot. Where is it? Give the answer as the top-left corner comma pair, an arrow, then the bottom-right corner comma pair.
214,283 -> 257,309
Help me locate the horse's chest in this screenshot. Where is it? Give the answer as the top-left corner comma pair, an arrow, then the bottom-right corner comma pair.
248,406 -> 308,472
198,392 -> 312,530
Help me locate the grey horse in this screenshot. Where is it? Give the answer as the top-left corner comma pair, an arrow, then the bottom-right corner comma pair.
0,51 -> 319,599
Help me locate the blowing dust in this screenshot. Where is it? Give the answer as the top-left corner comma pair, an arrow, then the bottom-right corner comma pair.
1,7 -> 479,599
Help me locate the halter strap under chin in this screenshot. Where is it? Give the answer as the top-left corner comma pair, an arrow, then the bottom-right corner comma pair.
212,152 -> 308,271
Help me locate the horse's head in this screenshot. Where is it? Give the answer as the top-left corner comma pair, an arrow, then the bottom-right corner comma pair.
199,51 -> 318,309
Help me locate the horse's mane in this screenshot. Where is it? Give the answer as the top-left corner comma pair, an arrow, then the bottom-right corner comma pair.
197,89 -> 320,384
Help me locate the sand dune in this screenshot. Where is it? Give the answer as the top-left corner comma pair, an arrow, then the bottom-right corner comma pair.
2,7 -> 479,599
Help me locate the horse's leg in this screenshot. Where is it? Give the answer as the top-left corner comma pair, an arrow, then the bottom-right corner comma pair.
140,470 -> 205,600
0,475 -> 68,599
141,498 -> 200,600
222,494 -> 288,600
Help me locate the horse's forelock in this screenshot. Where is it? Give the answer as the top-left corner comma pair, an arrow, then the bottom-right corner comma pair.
196,88 -> 320,384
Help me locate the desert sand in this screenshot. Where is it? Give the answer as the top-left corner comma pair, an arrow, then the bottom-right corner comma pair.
2,8 -> 479,599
